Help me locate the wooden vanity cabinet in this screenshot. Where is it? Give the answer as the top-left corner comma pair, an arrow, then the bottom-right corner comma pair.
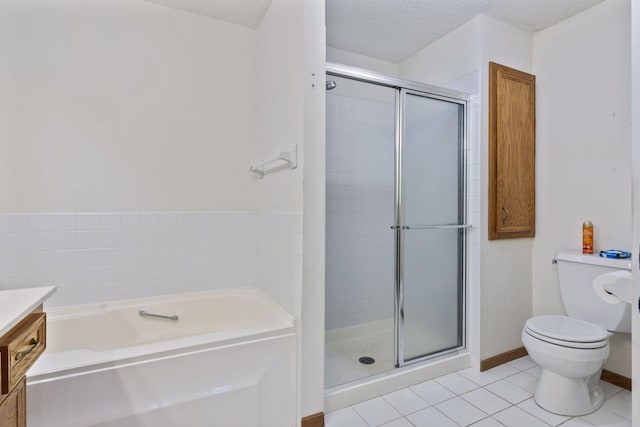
0,305 -> 46,427
0,378 -> 25,427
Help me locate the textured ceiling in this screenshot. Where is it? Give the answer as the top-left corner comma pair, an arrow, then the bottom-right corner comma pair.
327,0 -> 603,62
142,0 -> 273,28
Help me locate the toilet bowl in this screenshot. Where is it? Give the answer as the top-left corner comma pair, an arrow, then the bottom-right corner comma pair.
522,315 -> 609,415
521,251 -> 631,416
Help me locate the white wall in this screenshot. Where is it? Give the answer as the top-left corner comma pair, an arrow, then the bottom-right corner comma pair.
0,0 -> 257,212
255,0 -> 305,320
0,1 -> 264,305
301,0 -> 327,418
400,17 -> 481,85
255,1 -> 322,422
255,0 -> 304,214
477,15 -> 534,361
254,0 -> 326,419
532,0 -> 632,377
327,47 -> 399,76
0,0 -> 310,315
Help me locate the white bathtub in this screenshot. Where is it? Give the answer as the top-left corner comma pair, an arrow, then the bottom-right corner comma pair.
27,289 -> 296,427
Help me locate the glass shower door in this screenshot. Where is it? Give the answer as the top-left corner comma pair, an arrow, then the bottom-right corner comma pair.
325,75 -> 397,387
397,90 -> 465,363
325,65 -> 468,384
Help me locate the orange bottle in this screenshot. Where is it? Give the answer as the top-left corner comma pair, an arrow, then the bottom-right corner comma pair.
582,220 -> 593,254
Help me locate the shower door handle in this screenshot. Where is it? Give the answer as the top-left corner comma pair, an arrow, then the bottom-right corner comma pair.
401,224 -> 472,230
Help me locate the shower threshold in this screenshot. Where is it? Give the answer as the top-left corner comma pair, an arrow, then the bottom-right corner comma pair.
325,350 -> 469,412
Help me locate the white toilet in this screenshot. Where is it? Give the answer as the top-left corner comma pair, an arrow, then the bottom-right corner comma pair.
521,251 -> 631,416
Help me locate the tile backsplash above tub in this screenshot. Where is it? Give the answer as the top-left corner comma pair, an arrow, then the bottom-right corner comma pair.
0,212 -> 266,306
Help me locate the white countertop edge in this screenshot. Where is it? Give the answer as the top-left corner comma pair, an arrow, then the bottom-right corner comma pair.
0,286 -> 57,337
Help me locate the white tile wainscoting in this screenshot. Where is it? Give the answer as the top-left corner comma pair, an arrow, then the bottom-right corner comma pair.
326,356 -> 631,427
0,211 -> 302,309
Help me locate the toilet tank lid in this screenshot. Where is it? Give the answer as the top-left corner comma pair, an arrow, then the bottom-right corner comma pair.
556,250 -> 631,270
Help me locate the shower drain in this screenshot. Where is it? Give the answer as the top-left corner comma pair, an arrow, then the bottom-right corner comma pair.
358,356 -> 375,365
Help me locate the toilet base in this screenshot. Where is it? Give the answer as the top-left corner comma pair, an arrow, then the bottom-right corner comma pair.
534,369 -> 605,416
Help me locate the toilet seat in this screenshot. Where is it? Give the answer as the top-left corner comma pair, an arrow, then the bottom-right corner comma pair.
524,327 -> 608,349
524,316 -> 608,349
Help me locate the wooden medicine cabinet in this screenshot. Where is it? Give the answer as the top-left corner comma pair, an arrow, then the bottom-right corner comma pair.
488,62 -> 536,240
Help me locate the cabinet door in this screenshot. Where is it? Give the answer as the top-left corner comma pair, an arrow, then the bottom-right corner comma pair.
489,62 -> 536,240
0,377 -> 26,427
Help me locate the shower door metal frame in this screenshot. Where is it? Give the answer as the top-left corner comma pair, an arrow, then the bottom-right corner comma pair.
396,88 -> 468,366
326,62 -> 469,369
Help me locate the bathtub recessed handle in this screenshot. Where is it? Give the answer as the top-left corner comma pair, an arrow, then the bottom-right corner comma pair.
138,310 -> 179,321
15,338 -> 38,362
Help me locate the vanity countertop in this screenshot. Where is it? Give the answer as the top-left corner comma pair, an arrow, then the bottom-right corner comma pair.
0,286 -> 56,337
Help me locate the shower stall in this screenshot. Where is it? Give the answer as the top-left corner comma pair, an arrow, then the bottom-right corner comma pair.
325,64 -> 468,389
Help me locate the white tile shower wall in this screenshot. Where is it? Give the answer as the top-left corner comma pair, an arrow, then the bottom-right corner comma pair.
257,212 -> 303,318
326,92 -> 396,331
0,212 -> 258,306
442,70 -> 481,368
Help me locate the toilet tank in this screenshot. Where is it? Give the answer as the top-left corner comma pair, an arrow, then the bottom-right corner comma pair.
556,251 -> 632,333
